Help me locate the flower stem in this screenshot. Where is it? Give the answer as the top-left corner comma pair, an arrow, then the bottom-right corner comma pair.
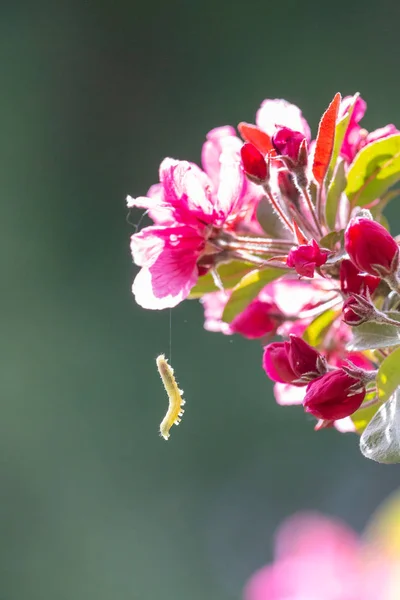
300,186 -> 324,239
263,184 -> 294,233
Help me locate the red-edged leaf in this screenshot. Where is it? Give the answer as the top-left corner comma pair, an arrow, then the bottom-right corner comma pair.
312,93 -> 341,185
238,122 -> 273,154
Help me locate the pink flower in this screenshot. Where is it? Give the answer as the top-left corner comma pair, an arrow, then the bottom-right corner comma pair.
230,298 -> 278,339
129,145 -> 247,309
334,351 -> 374,371
304,369 -> 366,420
286,239 -> 330,278
273,382 -> 307,406
344,217 -> 399,278
202,126 -> 264,233
256,99 -> 311,142
340,95 -> 399,163
244,507 -> 400,600
245,513 -> 362,600
201,278 -> 331,339
201,125 -> 241,186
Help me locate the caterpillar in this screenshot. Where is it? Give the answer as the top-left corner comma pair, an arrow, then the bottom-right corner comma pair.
156,354 -> 185,440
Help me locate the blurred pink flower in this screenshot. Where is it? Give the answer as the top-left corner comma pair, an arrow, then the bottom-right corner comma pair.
200,289 -> 279,340
201,277 -> 333,340
244,512 -> 398,600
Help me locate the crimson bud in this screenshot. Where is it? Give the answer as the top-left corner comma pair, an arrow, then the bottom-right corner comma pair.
272,127 -> 307,164
240,143 -> 268,183
344,217 -> 399,278
263,335 -> 326,385
262,342 -> 297,384
286,239 -> 330,278
342,294 -> 375,326
303,369 -> 366,420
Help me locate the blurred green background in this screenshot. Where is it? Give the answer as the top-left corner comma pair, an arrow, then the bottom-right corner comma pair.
2,1 -> 400,598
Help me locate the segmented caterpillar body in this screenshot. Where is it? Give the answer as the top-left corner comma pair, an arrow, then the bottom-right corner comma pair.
156,354 -> 185,440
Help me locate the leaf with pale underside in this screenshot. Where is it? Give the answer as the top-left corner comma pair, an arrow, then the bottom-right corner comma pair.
376,346 -> 400,401
360,388 -> 400,463
351,349 -> 400,434
347,312 -> 400,351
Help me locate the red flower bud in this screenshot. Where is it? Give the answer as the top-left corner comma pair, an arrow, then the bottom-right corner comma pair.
272,127 -> 307,163
344,217 -> 399,278
286,239 -> 330,278
263,335 -> 326,384
303,369 -> 366,420
286,334 -> 326,379
342,294 -> 375,326
230,299 -> 278,339
340,259 -> 380,296
263,342 -> 297,384
240,143 -> 268,182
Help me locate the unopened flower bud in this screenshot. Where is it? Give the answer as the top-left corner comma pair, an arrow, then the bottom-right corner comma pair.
340,259 -> 380,296
272,127 -> 307,164
286,239 -> 330,278
286,334 -> 327,380
342,294 -> 375,326
344,217 -> 399,278
263,335 -> 326,385
230,299 -> 278,339
240,143 -> 268,183
303,369 -> 366,420
263,342 -> 297,384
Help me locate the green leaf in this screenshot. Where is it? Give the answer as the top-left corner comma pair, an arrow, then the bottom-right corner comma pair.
351,349 -> 400,435
327,94 -> 358,183
346,134 -> 400,207
325,160 -> 347,230
319,229 -> 344,251
376,213 -> 390,231
371,189 -> 400,222
188,262 -> 253,298
303,308 -> 339,348
352,404 -> 382,435
222,267 -> 286,323
347,312 -> 400,351
376,346 -> 400,401
360,389 -> 400,463
351,388 -> 383,434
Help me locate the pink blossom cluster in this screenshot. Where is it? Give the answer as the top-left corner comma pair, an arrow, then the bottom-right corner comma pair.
128,93 -> 400,448
244,509 -> 400,600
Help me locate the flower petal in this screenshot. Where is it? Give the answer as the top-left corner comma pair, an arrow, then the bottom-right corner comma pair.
256,99 -> 311,142
132,225 -> 205,309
